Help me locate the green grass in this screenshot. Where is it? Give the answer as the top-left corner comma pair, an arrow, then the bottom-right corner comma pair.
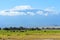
0,30 -> 60,35
0,30 -> 60,38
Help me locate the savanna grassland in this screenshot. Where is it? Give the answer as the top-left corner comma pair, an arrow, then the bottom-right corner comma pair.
0,29 -> 60,40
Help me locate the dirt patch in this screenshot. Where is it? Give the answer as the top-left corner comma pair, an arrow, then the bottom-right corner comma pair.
0,38 -> 60,40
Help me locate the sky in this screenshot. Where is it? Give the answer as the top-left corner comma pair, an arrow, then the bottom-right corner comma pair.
0,0 -> 60,27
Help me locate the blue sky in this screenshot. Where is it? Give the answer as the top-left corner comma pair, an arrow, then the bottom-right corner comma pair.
0,0 -> 60,27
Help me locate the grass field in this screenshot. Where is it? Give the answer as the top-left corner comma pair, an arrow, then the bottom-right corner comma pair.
0,30 -> 60,40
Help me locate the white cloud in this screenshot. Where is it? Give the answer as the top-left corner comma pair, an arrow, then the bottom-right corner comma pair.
44,13 -> 48,16
0,10 -> 27,16
0,6 -> 59,16
0,5 -> 33,16
36,11 -> 43,15
40,7 -> 60,16
27,12 -> 35,16
11,5 -> 33,11
0,10 -> 8,16
44,7 -> 58,14
44,7 -> 55,12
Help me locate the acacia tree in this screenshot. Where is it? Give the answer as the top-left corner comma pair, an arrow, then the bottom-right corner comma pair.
0,28 -> 1,30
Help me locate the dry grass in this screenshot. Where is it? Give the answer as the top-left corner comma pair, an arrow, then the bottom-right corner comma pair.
0,30 -> 60,40
0,34 -> 60,40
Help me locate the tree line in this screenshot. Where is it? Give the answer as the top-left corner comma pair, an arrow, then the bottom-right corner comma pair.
1,26 -> 41,30
0,26 -> 60,30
